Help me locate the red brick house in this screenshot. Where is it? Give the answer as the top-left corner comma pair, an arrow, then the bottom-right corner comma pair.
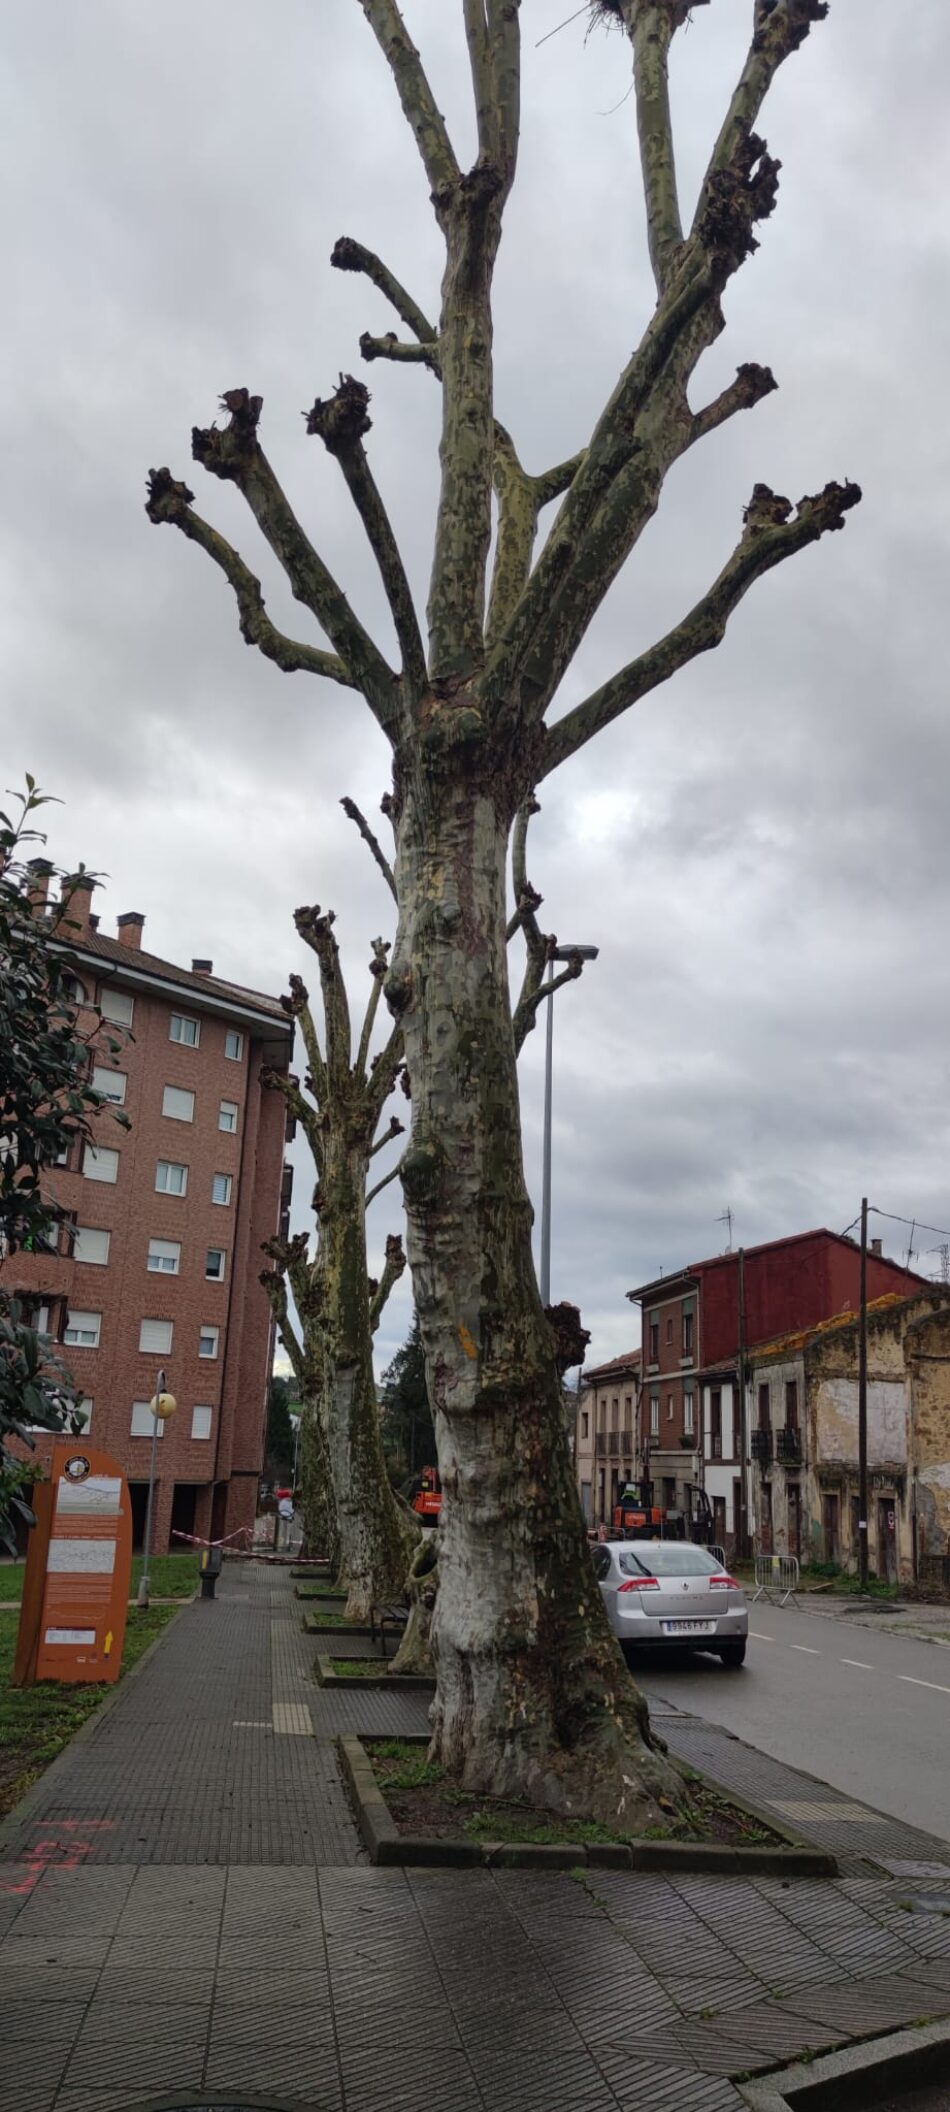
575,1350 -> 641,1526
4,871 -> 293,1554
626,1230 -> 928,1554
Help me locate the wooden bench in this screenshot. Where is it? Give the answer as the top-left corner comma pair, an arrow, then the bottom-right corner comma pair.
369,1599 -> 409,1656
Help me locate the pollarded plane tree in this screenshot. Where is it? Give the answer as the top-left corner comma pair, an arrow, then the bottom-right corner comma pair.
148,0 -> 859,1827
259,839 -> 415,1621
258,788 -> 583,1625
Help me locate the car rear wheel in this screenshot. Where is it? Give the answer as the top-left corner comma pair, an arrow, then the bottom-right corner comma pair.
718,1641 -> 746,1668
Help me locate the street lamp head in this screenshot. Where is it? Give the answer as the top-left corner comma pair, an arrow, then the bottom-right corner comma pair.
552,943 -> 599,961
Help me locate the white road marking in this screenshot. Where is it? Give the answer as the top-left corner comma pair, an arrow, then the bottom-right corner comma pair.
899,1675 -> 950,1697
840,1659 -> 874,1670
750,1631 -> 775,1641
790,1644 -> 821,1655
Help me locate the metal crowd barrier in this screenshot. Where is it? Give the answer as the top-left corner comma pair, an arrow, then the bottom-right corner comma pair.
752,1552 -> 800,1605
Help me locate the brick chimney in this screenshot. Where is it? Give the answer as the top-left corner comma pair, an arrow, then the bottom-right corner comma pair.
58,868 -> 96,935
26,858 -> 54,914
870,1237 -> 883,1257
117,912 -> 145,951
191,957 -> 213,974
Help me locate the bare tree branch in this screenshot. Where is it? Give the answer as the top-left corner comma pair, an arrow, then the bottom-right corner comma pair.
356,0 -> 461,206
540,478 -> 861,778
145,472 -> 355,688
356,937 -> 390,1081
341,795 -> 397,901
532,450 -> 586,512
188,388 -> 402,737
365,1017 -> 406,1128
262,1066 -> 325,1177
695,0 -> 828,224
464,0 -> 497,160
260,1265 -> 307,1393
487,424 -> 539,648
306,376 -> 427,695
626,1 -> 688,293
366,1158 -> 404,1212
486,0 -> 521,182
360,332 -> 441,374
369,1231 -> 407,1328
331,235 -> 437,346
278,975 -> 328,1107
370,1112 -> 406,1160
688,361 -> 777,448
294,905 -> 352,1091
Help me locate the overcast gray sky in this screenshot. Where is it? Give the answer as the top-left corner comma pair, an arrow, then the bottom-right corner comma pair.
4,1 -> 950,1375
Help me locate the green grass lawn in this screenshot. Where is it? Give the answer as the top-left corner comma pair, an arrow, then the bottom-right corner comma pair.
0,1553 -> 200,1604
0,1603 -> 180,1819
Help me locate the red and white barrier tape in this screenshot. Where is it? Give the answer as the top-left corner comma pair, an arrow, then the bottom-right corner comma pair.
170,1525 -> 254,1549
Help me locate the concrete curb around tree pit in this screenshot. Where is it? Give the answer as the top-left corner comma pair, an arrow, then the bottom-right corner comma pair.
739,2018 -> 950,2111
314,1651 -> 435,1692
302,1615 -> 374,1639
338,1734 -> 839,1876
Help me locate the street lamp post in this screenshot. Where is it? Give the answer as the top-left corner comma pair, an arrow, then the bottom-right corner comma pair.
540,942 -> 599,1307
137,1368 -> 176,1609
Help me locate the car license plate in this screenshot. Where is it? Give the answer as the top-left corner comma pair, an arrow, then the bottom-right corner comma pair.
662,1619 -> 715,1635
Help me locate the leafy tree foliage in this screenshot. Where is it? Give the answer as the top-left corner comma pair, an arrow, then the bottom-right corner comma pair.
0,783 -> 123,1549
379,1312 -> 435,1478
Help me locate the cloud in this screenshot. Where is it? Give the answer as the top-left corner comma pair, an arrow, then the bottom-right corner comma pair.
4,0 -> 949,1376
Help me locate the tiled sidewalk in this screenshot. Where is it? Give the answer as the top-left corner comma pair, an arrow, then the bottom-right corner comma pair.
3,1562 -> 950,2111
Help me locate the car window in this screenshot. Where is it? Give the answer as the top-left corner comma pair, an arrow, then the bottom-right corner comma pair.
591,1546 -> 612,1580
618,1544 -> 719,1578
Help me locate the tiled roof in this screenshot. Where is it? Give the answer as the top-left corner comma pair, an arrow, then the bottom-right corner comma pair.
56,928 -> 290,1025
584,1349 -> 641,1382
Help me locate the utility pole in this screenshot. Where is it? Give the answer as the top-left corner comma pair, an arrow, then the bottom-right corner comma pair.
858,1197 -> 869,1592
737,1247 -> 748,1561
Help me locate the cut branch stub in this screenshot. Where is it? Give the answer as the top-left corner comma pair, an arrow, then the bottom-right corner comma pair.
698,131 -> 781,272
145,467 -> 195,522
280,973 -> 309,1019
753,0 -> 829,62
305,375 -> 373,454
544,1301 -> 591,1378
192,388 -> 263,481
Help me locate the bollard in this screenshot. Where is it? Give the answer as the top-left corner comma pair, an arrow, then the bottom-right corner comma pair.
200,1545 -> 223,1600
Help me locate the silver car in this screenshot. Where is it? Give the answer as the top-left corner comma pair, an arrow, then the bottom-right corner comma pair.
593,1540 -> 749,1667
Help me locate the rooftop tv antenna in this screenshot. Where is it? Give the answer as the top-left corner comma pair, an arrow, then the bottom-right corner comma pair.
717,1207 -> 733,1254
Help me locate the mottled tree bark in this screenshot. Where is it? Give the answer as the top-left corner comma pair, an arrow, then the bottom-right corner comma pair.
149,0 -> 858,1824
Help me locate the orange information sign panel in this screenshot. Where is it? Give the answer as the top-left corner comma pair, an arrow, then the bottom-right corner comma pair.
13,1442 -> 133,1686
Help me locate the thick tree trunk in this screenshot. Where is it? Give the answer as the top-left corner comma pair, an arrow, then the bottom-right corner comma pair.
322,1133 -> 416,1621
299,1392 -> 338,1570
388,767 -> 682,1829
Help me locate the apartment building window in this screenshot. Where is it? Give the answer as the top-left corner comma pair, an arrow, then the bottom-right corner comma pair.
170,1013 -> 200,1047
667,1393 -> 675,1422
64,1309 -> 101,1349
650,1394 -> 659,1438
162,1085 -> 195,1123
205,1248 -> 226,1281
666,1316 -> 674,1345
218,1100 -> 238,1133
649,1317 -> 659,1362
682,1307 -> 694,1354
156,1160 -> 188,1196
131,1401 -> 164,1438
758,1381 -> 771,1432
710,1388 -> 723,1458
92,1063 -> 126,1105
74,1225 -> 111,1267
83,1143 -> 119,1183
580,1410 -> 589,1440
192,1405 -> 214,1440
199,1326 -> 219,1360
684,1389 -> 695,1435
100,988 -> 134,1026
212,1173 -> 232,1206
76,1397 -> 93,1433
785,1378 -> 799,1430
64,974 -> 88,1006
225,1030 -> 244,1061
140,1318 -> 173,1354
147,1238 -> 181,1275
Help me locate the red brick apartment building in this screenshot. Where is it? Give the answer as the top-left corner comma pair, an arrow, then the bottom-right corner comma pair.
5,869 -> 293,1553
625,1230 -> 928,1551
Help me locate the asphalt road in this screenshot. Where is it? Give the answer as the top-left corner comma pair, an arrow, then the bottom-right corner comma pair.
635,1600 -> 950,1843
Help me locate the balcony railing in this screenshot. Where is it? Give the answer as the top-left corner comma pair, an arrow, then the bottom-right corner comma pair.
594,1431 -> 606,1456
777,1426 -> 802,1464
751,1429 -> 773,1464
620,1430 -> 634,1454
608,1431 -> 620,1456
710,1432 -> 722,1459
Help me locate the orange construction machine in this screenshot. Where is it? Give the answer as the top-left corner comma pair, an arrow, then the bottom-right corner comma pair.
407,1465 -> 442,1522
612,1479 -> 714,1545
